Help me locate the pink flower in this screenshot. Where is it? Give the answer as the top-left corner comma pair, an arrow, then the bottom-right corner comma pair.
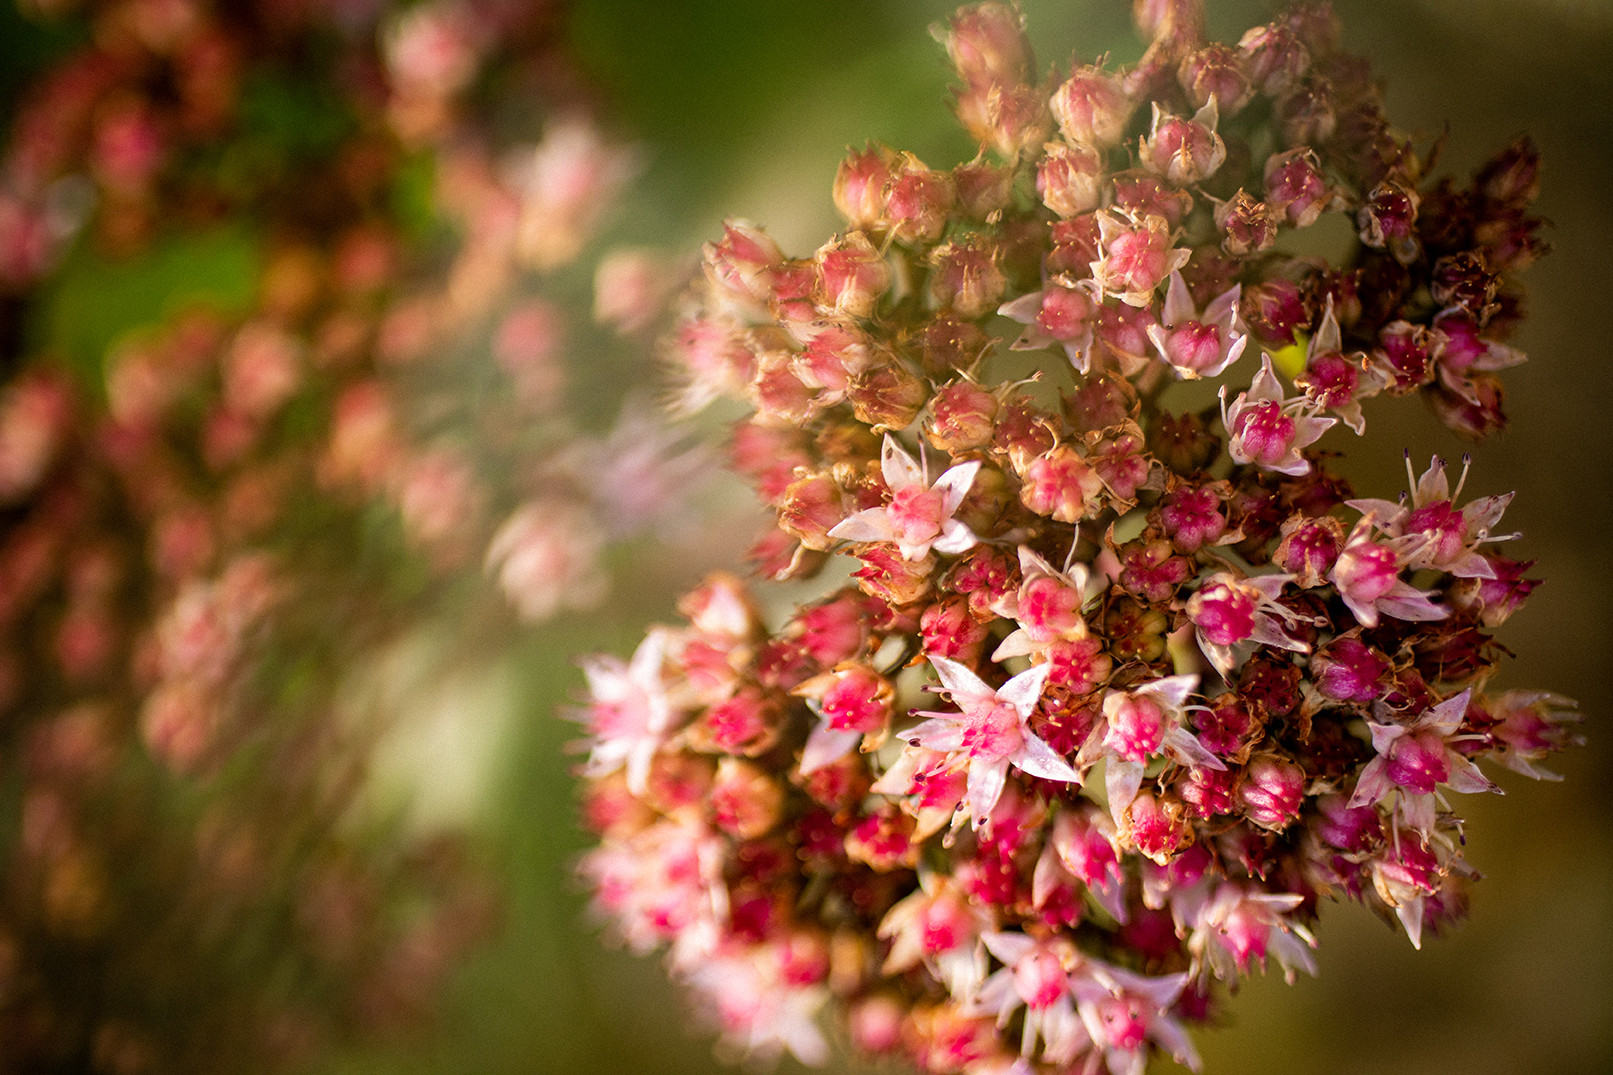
991,545 -> 1097,661
1072,963 -> 1201,1075
1139,98 -> 1226,186
1088,675 -> 1224,821
1220,354 -> 1336,475
794,662 -> 894,773
1185,571 -> 1309,677
828,434 -> 981,561
1000,276 -> 1103,372
485,500 -> 608,623
1484,690 -> 1583,781
1041,805 -> 1130,924
1348,689 -> 1498,835
684,940 -> 831,1066
1347,454 -> 1515,578
1330,514 -> 1447,628
900,655 -> 1077,828
1145,271 -> 1247,380
1189,883 -> 1316,984
878,874 -> 991,996
578,629 -> 682,795
1292,302 -> 1382,434
966,931 -> 1091,1064
1090,210 -> 1190,308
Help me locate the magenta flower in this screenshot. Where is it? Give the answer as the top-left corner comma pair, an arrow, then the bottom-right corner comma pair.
991,545 -> 1098,661
1185,570 -> 1309,677
1348,454 -> 1516,578
1088,674 -> 1224,821
1331,513 -> 1448,628
1348,688 -> 1498,835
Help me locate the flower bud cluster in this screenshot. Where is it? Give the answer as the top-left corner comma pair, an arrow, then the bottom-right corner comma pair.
584,3 -> 1574,1073
0,0 -> 685,1070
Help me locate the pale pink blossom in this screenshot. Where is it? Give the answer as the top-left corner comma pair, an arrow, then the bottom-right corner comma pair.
1041,806 -> 1130,923
828,435 -> 981,561
1090,211 -> 1190,308
1189,882 -> 1316,984
1072,963 -> 1201,1075
486,500 -> 609,624
966,931 -> 1092,1064
684,941 -> 831,1067
877,874 -> 991,997
1145,271 -> 1247,380
1347,454 -> 1515,578
992,545 -> 1096,661
899,656 -> 1076,828
1220,354 -> 1336,476
998,276 -> 1099,371
577,628 -> 681,795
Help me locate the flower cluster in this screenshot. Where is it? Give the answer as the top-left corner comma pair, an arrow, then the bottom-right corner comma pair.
0,0 -> 689,1070
578,3 -> 1577,1073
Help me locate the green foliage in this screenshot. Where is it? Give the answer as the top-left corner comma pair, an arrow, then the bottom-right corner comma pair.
36,227 -> 261,387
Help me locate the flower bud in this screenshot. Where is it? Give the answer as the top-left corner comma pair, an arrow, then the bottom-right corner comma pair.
1036,141 -> 1103,218
1237,23 -> 1310,95
952,159 -> 1015,219
1178,43 -> 1252,115
1140,100 -> 1226,185
814,231 -> 890,318
1239,755 -> 1305,829
1215,189 -> 1278,256
939,2 -> 1032,88
1374,320 -> 1435,394
703,219 -> 783,311
885,155 -> 956,245
1051,65 -> 1134,147
711,758 -> 784,839
916,314 -> 992,376
925,381 -> 999,453
1275,78 -> 1335,145
953,80 -> 1051,157
1092,211 -> 1190,307
1476,136 -> 1541,208
1428,371 -> 1506,439
1112,171 -> 1196,228
1264,147 -> 1335,227
1241,279 -> 1309,347
848,364 -> 926,432
1272,514 -> 1342,585
834,143 -> 897,230
926,236 -> 1006,318
920,596 -> 990,663
1124,790 -> 1192,864
779,472 -> 846,551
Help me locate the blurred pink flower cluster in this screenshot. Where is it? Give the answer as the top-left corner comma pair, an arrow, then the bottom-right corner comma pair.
577,2 -> 1578,1073
0,0 -> 693,1070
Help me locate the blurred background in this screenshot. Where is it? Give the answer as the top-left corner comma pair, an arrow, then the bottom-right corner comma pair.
2,1 -> 1609,1074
